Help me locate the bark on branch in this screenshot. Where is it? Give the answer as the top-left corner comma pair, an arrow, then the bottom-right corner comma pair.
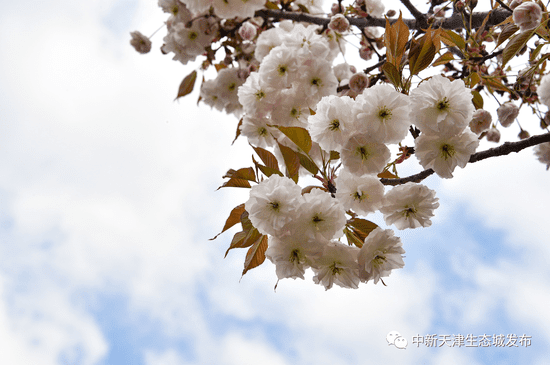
254,8 -> 512,31
380,132 -> 550,186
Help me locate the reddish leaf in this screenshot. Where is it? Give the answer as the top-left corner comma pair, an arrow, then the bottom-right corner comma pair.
175,70 -> 197,100
217,177 -> 251,190
382,62 -> 401,88
223,167 -> 256,181
252,146 -> 280,171
347,218 -> 378,241
232,117 -> 243,145
210,204 -> 246,240
242,235 -> 268,276
277,142 -> 300,183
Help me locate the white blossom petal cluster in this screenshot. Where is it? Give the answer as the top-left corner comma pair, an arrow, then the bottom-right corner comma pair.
538,74 -> 550,108
411,75 -> 479,178
534,142 -> 550,170
380,183 -> 439,229
200,68 -> 245,116
161,8 -> 217,65
358,228 -> 405,284
497,102 -> 519,128
335,169 -> 385,216
512,1 -> 542,32
245,175 -> 304,236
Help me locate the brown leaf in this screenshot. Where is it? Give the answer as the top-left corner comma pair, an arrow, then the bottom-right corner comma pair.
210,204 -> 246,240
378,170 -> 398,179
252,146 -> 280,171
273,126 -> 313,154
502,28 -> 536,67
277,142 -> 300,183
297,152 -> 319,175
175,70 -> 197,100
242,235 -> 268,276
347,218 -> 378,241
217,177 -> 251,190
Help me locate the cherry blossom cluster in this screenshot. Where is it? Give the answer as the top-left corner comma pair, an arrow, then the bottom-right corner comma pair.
130,0 -> 550,289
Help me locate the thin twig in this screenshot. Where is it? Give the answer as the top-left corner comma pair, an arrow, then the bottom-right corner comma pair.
380,132 -> 550,185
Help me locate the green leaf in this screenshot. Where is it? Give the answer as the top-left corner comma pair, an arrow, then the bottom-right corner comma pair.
252,146 -> 280,171
502,28 -> 536,67
242,234 -> 268,276
382,62 -> 401,88
175,70 -> 197,100
440,29 -> 466,51
210,204 -> 245,240
277,142 -> 300,183
471,90 -> 484,110
297,152 -> 319,175
273,126 -> 313,154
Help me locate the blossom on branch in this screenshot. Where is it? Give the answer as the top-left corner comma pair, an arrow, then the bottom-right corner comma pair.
341,134 -> 391,175
312,242 -> 361,290
245,175 -> 303,236
380,183 -> 439,230
497,102 -> 519,128
414,130 -> 479,178
358,228 -> 405,285
512,1 -> 542,32
410,75 -> 474,137
335,169 -> 385,216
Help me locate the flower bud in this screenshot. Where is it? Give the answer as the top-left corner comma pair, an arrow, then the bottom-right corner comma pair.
238,21 -> 257,41
130,31 -> 152,54
509,0 -> 523,10
513,1 -> 542,32
329,13 -> 350,33
518,129 -> 530,139
359,46 -> 373,61
497,102 -> 519,127
469,109 -> 492,134
349,72 -> 369,93
331,2 -> 345,14
386,9 -> 397,17
486,128 -> 501,143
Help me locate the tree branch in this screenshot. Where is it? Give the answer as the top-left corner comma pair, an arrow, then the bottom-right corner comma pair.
399,0 -> 427,27
380,132 -> 550,186
254,8 -> 512,31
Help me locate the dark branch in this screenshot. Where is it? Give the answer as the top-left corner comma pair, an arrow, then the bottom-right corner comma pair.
381,132 -> 550,186
254,8 -> 512,31
399,0 -> 427,27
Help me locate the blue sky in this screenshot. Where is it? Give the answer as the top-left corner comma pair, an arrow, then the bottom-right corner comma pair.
0,0 -> 549,364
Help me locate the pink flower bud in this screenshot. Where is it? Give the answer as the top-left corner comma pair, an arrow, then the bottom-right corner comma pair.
238,22 -> 257,41
497,102 -> 519,127
359,46 -> 373,61
349,72 -> 369,93
469,109 -> 492,134
486,128 -> 501,143
130,31 -> 152,54
513,1 -> 542,32
329,14 -> 350,33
